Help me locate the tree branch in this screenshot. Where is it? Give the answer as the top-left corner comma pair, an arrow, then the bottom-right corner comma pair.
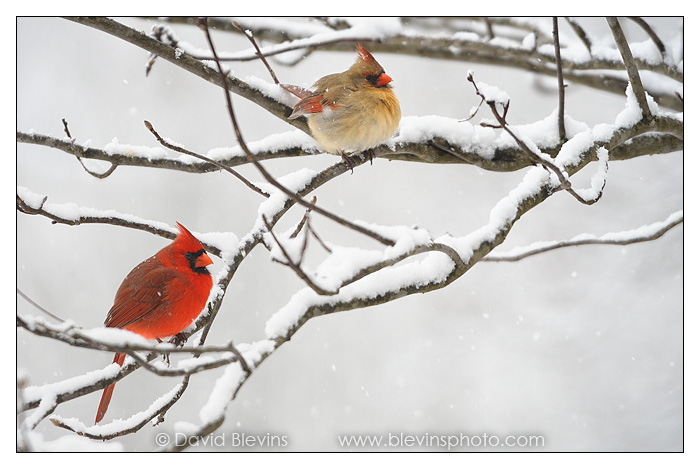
67,17 -> 682,116
552,17 -> 567,142
607,17 -> 653,121
143,120 -> 269,198
50,378 -> 191,440
63,16 -> 307,130
484,210 -> 682,262
626,16 -> 667,59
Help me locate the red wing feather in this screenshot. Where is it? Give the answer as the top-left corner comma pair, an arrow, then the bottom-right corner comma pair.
280,83 -> 312,99
293,95 -> 326,114
288,94 -> 343,119
104,260 -> 181,330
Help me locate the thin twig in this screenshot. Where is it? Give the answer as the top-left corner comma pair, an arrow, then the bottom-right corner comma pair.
467,73 -> 602,205
62,118 -> 118,179
147,24 -> 181,76
482,17 -> 495,39
485,211 -> 682,262
552,17 -> 567,142
564,17 -> 592,55
123,349 -> 243,377
51,378 -> 191,440
308,224 -> 333,254
143,120 -> 269,198
61,118 -> 73,140
626,17 -> 666,58
289,200 -> 333,253
232,21 -> 280,84
17,288 -> 66,323
290,196 -> 316,238
262,215 -> 337,296
606,17 -> 653,122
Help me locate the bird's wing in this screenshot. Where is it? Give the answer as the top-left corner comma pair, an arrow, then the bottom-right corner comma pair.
104,261 -> 182,330
280,83 -> 312,99
288,94 -> 327,119
288,86 -> 351,120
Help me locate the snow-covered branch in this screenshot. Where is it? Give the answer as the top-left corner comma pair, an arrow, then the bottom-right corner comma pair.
49,379 -> 191,440
17,17 -> 682,451
485,210 -> 683,262
607,17 -> 654,122
17,113 -> 682,177
16,312 -> 246,404
144,16 -> 683,111
15,188 -> 228,257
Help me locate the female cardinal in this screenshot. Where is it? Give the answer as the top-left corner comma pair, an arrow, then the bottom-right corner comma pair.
282,43 -> 401,167
94,222 -> 213,424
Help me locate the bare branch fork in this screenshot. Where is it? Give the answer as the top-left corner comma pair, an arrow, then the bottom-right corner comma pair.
262,214 -> 337,296
466,72 -> 606,205
63,118 -> 118,179
143,120 -> 269,198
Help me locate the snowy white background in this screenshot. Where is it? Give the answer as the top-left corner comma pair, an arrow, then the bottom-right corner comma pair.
17,17 -> 682,451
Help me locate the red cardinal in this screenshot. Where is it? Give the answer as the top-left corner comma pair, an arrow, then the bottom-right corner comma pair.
94,222 -> 213,424
282,43 -> 401,167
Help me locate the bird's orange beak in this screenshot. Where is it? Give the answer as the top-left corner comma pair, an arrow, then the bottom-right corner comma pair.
376,72 -> 392,87
195,252 -> 213,268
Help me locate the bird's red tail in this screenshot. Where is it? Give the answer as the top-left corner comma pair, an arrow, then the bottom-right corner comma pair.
95,352 -> 125,424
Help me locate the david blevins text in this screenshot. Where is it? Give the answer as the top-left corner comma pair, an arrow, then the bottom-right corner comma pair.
168,432 -> 289,448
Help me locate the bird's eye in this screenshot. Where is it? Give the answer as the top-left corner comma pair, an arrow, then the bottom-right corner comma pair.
364,71 -> 387,87
185,249 -> 208,272
365,72 -> 381,86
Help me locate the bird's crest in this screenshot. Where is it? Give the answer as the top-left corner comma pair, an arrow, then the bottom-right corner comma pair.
355,42 -> 380,67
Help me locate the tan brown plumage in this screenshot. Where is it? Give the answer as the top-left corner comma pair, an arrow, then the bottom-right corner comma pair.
283,43 -> 401,163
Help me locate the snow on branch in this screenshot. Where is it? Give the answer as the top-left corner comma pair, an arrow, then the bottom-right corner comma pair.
18,18 -> 683,180
607,17 -> 654,121
143,16 -> 682,111
17,312 -> 247,401
50,381 -> 189,440
17,111 -> 682,177
16,187 -> 233,257
16,129 -> 319,173
485,210 -> 683,262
